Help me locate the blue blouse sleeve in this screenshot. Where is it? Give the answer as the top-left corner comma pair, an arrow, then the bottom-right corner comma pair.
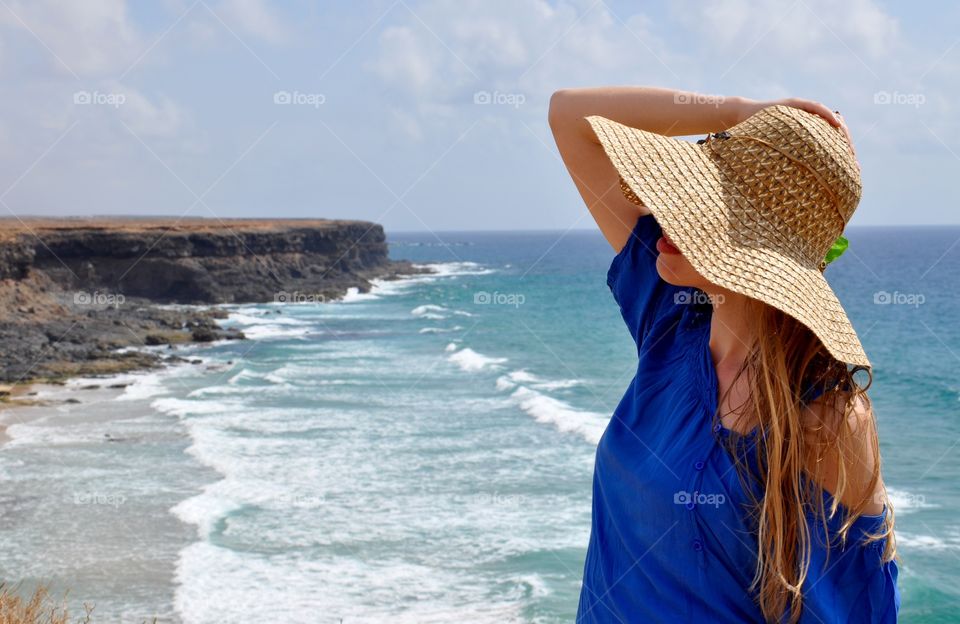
801,505 -> 900,623
607,214 -> 681,349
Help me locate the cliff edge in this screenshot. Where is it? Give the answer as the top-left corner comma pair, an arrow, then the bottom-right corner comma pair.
0,218 -> 418,384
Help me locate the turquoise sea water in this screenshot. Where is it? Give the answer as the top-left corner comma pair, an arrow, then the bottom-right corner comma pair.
0,226 -> 957,622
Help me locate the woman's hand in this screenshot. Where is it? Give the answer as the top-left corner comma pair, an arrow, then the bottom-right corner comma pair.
737,97 -> 858,162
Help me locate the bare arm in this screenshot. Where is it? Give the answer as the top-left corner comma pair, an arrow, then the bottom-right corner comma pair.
548,87 -> 847,251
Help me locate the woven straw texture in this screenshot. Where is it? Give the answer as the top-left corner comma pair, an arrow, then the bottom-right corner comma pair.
586,104 -> 869,367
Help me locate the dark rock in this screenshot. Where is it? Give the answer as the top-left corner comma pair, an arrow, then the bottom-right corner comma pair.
191,328 -> 217,343
144,334 -> 169,346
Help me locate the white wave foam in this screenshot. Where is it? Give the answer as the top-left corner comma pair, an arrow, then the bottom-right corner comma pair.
508,386 -> 607,445
415,261 -> 496,277
58,365 -> 197,403
170,486 -> 240,540
886,487 -> 936,514
411,304 -> 448,317
173,543 -> 525,624
507,573 -> 551,600
227,312 -> 309,326
116,373 -> 169,401
534,379 -> 582,391
507,370 -> 539,384
447,347 -> 507,373
411,304 -> 471,321
224,311 -> 312,340
897,531 -> 960,551
152,397 -> 244,419
419,326 -> 463,334
227,369 -> 287,386
241,325 -> 311,340
498,369 -> 583,393
298,261 -> 496,311
338,262 -> 492,306
341,287 -> 380,303
3,420 -> 101,448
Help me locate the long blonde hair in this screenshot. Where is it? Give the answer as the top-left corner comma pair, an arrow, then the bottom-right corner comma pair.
721,298 -> 897,623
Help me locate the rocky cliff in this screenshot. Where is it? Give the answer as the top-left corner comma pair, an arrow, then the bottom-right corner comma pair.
0,218 -> 418,384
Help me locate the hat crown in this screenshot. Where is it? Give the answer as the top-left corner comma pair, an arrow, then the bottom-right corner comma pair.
707,105 -> 862,265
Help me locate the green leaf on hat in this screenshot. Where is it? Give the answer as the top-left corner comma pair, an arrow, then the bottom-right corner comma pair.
824,235 -> 849,265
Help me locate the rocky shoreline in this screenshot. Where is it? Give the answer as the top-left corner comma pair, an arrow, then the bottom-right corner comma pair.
0,217 -> 422,392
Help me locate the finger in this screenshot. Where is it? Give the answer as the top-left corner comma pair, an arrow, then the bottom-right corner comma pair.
802,101 -> 841,127
813,103 -> 842,126
776,98 -> 841,126
838,119 -> 857,158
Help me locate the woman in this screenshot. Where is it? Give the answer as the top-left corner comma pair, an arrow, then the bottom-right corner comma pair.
548,87 -> 899,623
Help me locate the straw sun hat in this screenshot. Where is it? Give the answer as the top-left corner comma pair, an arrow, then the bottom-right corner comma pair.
586,104 -> 869,367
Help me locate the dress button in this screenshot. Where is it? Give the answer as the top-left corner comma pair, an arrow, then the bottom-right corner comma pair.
692,539 -> 704,552
694,460 -> 705,471
684,500 -> 696,511
713,422 -> 722,433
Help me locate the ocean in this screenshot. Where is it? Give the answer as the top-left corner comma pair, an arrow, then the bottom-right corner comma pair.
1,226 -> 958,622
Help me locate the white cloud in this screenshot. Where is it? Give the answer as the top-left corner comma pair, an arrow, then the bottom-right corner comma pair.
213,0 -> 290,44
368,25 -> 439,92
115,86 -> 185,137
364,0 -> 680,117
672,0 -> 901,66
0,0 -> 142,76
388,107 -> 425,142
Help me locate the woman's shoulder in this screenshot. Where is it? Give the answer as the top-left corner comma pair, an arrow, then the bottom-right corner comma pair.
802,392 -> 886,516
607,213 -> 660,288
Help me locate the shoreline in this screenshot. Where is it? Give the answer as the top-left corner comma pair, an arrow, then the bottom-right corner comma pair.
0,264 -> 436,443
0,263 -> 427,383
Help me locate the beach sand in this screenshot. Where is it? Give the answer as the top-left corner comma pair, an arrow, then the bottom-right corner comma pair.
0,362 -> 213,622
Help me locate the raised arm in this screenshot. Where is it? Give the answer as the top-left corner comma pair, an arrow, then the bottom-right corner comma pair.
547,87 -> 845,250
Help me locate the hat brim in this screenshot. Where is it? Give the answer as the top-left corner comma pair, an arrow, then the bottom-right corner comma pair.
586,114 -> 870,368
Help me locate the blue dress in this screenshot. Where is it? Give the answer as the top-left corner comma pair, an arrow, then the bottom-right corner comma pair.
577,214 -> 900,623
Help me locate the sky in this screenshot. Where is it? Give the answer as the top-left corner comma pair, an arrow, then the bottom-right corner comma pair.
0,0 -> 957,231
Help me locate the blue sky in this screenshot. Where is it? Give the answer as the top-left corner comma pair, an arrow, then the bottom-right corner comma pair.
1,0 -> 957,230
